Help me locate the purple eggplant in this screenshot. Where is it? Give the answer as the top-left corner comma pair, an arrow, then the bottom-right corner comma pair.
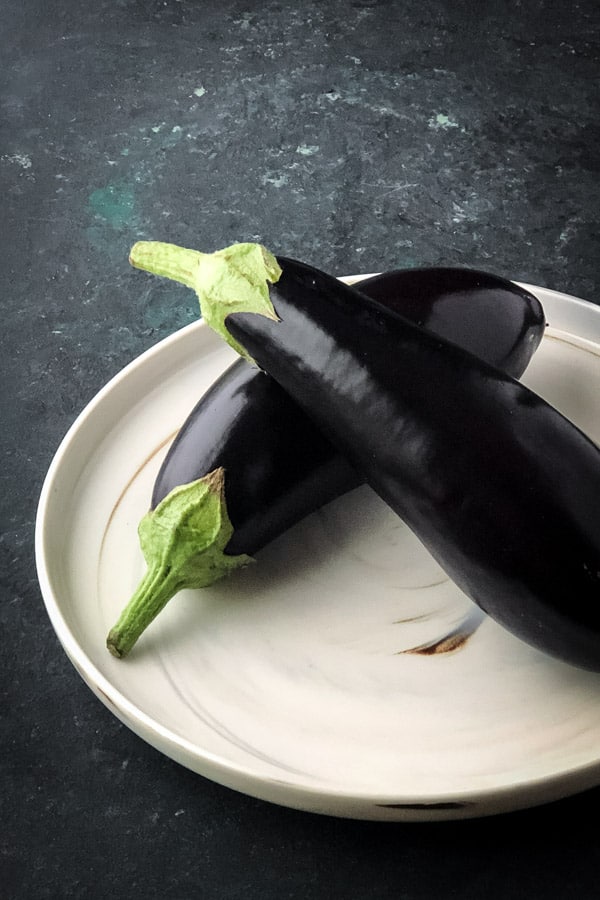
153,268 -> 544,556
128,241 -> 600,672
107,254 -> 544,658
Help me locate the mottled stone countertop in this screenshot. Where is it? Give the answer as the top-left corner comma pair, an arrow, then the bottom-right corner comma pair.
2,0 -> 600,896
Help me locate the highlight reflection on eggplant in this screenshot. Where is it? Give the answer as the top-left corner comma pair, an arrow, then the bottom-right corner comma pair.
107,256 -> 544,658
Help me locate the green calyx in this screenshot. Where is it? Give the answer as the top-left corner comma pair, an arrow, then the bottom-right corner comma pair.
111,239 -> 281,657
106,468 -> 251,658
130,240 -> 282,362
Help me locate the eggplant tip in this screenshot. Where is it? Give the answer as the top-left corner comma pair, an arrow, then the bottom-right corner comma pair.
106,632 -> 125,659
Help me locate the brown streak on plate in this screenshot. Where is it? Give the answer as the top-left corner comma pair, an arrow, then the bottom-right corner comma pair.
405,630 -> 473,656
376,801 -> 471,810
392,613 -> 431,625
100,429 -> 179,557
92,682 -> 122,715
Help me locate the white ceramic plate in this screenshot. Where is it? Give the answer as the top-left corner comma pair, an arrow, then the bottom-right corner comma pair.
36,279 -> 600,821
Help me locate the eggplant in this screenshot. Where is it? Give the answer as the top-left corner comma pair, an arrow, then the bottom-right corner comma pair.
153,267 -> 545,554
107,249 -> 544,658
131,241 -> 600,672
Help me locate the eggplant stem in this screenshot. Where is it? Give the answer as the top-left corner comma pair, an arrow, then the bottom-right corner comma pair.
129,240 -> 282,365
105,470 -> 252,658
129,241 -> 203,291
106,563 -> 181,658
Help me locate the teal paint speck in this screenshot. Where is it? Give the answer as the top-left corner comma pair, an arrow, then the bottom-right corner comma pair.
388,256 -> 418,269
429,113 -> 459,130
142,295 -> 197,333
89,183 -> 135,229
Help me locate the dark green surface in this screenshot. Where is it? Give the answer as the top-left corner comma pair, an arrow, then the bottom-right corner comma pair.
2,0 -> 600,896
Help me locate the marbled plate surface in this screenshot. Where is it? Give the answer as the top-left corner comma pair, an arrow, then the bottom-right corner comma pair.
36,280 -> 600,821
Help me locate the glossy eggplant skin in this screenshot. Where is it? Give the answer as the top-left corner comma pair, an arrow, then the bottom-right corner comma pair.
350,267 -> 543,378
225,258 -> 600,671
153,268 -> 544,557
